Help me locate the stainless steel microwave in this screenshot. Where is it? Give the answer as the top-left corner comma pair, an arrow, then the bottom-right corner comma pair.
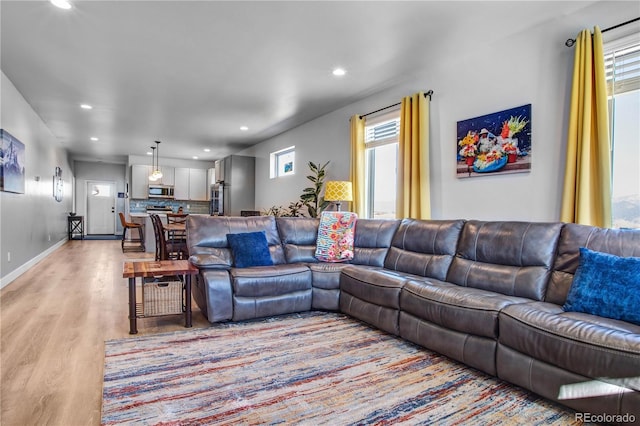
148,185 -> 174,199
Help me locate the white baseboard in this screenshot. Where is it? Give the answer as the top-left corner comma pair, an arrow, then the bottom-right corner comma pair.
0,239 -> 68,290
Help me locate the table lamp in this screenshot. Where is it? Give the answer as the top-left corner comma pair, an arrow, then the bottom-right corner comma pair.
324,181 -> 353,211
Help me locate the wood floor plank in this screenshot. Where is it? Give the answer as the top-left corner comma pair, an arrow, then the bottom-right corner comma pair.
1,240 -> 210,425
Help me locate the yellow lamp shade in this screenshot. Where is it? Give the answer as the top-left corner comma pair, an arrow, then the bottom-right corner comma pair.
324,181 -> 353,202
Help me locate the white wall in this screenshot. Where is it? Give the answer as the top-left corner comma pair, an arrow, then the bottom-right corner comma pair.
241,1 -> 636,221
0,71 -> 73,287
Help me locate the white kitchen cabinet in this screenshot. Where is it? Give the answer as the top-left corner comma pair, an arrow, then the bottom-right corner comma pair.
131,165 -> 151,199
174,167 -> 190,200
189,168 -> 207,201
158,166 -> 175,186
173,167 -> 207,201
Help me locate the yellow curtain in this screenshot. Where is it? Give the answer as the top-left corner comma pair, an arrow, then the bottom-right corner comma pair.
397,92 -> 431,219
560,26 -> 612,227
349,114 -> 366,216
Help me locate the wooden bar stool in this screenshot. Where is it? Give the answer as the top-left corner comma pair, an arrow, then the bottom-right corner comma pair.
119,212 -> 145,252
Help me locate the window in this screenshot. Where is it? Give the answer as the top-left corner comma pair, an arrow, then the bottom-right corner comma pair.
605,34 -> 640,229
270,146 -> 295,178
364,109 -> 400,219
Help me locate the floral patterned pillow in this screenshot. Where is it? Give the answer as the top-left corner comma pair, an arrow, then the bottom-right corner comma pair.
315,211 -> 358,262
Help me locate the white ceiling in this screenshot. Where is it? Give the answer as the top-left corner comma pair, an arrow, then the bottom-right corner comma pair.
1,1 -> 599,163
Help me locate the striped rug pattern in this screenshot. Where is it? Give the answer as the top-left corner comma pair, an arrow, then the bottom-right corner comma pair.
102,312 -> 578,425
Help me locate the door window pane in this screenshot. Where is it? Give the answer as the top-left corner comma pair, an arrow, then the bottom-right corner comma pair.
91,184 -> 113,197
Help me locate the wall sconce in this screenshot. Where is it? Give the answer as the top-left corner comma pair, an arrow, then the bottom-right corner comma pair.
324,181 -> 353,211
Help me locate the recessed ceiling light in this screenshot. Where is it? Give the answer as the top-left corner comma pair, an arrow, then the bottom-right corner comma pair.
192,156 -> 199,160
51,0 -> 72,9
203,148 -> 211,152
146,151 -> 153,156
332,68 -> 346,77
90,137 -> 99,141
80,104 -> 92,110
240,126 -> 249,131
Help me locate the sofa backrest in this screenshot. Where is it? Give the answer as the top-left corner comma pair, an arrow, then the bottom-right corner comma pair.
547,223 -> 640,305
276,217 -> 400,267
447,220 -> 562,300
276,217 -> 320,263
353,219 -> 401,266
187,215 -> 286,268
384,219 -> 464,281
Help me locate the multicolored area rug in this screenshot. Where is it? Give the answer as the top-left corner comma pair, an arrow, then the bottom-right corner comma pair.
102,312 -> 578,425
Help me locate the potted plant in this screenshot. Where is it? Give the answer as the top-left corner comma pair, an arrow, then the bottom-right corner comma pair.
300,161 -> 330,218
263,161 -> 330,218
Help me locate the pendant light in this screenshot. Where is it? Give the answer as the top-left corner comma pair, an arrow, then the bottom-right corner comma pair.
149,140 -> 163,181
148,146 -> 158,181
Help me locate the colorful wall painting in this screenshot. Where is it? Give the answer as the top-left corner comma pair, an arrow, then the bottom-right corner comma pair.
456,104 -> 531,178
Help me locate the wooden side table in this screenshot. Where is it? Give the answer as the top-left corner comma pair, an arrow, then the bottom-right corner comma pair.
122,260 -> 198,334
68,215 -> 84,240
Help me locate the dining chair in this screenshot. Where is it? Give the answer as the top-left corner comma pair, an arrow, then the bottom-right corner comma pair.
118,212 -> 145,252
150,214 -> 187,261
167,213 -> 188,224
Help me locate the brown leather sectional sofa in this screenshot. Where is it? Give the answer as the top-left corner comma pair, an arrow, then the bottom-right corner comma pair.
186,215 -> 640,419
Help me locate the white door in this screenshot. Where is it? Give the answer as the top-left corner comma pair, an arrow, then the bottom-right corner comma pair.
87,181 -> 116,234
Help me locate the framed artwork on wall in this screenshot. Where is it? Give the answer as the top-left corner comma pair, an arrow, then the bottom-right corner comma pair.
0,129 -> 26,193
53,166 -> 63,202
456,104 -> 532,179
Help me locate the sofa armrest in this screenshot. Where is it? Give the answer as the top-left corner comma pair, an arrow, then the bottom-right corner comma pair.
198,270 -> 233,322
189,254 -> 231,270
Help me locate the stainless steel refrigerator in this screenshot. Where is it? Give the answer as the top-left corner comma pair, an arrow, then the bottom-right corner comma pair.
210,155 -> 255,216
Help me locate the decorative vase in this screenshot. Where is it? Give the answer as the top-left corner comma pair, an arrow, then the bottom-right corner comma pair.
465,156 -> 475,166
507,153 -> 517,163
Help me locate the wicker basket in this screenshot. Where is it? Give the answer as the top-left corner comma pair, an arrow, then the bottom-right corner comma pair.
142,276 -> 183,317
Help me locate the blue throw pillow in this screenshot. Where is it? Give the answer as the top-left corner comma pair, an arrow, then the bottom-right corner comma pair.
226,231 -> 273,268
563,247 -> 640,325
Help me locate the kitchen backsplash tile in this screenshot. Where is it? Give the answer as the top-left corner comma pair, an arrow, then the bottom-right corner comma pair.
130,199 -> 209,214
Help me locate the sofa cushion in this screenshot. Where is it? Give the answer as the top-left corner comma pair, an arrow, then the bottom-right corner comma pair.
226,231 -> 273,268
499,301 -> 640,384
384,219 -> 464,280
446,221 -> 562,300
230,264 -> 311,298
276,217 -> 320,263
401,279 -> 531,339
309,263 -> 352,290
352,219 -> 400,266
547,223 -> 640,305
340,265 -> 414,310
563,248 -> 640,325
315,211 -> 357,262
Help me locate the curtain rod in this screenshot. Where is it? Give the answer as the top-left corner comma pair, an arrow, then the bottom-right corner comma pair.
360,90 -> 433,119
565,17 -> 640,47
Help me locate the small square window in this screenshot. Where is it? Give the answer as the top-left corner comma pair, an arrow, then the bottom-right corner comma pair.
270,146 -> 295,178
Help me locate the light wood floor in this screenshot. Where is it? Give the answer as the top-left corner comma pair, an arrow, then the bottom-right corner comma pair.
0,240 -> 211,425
